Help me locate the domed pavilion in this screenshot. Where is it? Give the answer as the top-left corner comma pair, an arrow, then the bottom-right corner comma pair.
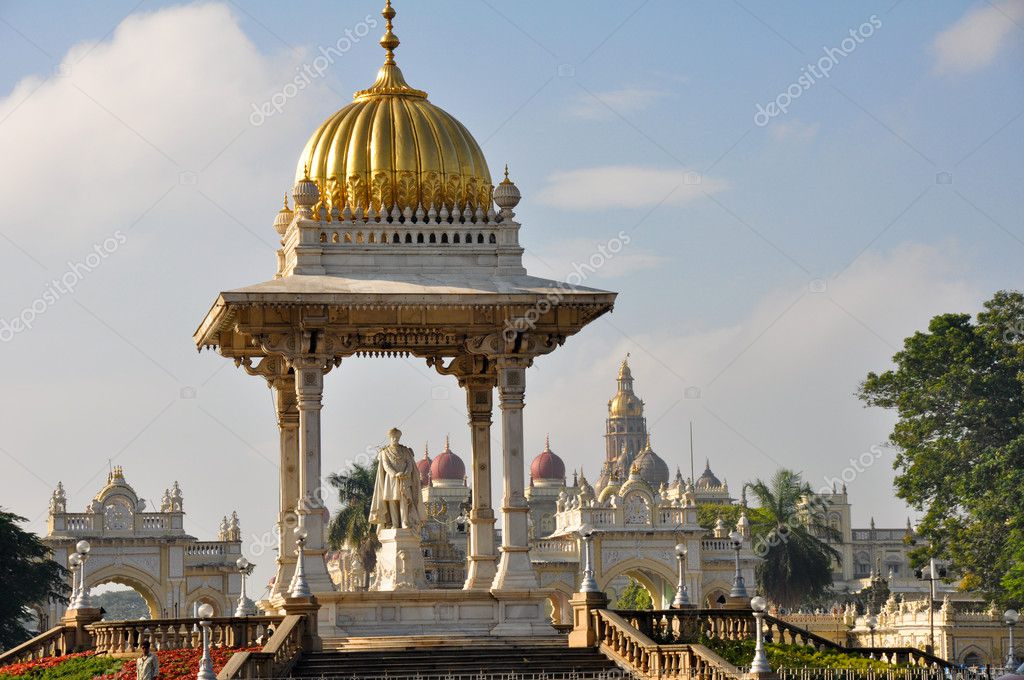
193,1 -> 615,635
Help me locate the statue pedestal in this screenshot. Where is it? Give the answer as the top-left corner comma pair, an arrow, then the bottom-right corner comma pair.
372,527 -> 426,591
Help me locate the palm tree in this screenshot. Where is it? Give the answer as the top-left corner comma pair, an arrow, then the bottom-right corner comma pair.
745,469 -> 841,608
326,462 -> 379,590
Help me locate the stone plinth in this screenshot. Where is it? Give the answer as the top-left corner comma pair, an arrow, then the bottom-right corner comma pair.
568,592 -> 609,648
373,528 -> 426,591
317,590 -> 555,638
61,608 -> 102,652
281,595 -> 323,652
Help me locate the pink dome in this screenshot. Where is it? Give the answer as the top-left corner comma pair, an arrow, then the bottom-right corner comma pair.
430,437 -> 465,482
416,446 -> 432,487
531,436 -> 565,482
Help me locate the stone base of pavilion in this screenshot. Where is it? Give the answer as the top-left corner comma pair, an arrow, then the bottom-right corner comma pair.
314,589 -> 556,639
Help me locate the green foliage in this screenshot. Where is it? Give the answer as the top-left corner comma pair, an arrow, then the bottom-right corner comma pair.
614,578 -> 653,610
93,589 -> 149,620
703,638 -> 903,671
697,503 -> 771,532
0,653 -> 125,680
858,290 -> 1024,606
326,461 -> 379,589
746,470 -> 841,608
0,511 -> 70,651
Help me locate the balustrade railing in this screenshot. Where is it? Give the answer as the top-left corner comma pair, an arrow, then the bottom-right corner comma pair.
88,617 -> 280,655
600,609 -> 952,672
593,609 -> 742,680
0,626 -> 74,665
217,614 -> 305,680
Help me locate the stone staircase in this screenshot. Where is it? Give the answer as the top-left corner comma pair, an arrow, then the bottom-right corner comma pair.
291,638 -> 623,678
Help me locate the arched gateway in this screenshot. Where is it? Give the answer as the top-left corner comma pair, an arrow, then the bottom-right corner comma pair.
43,469 -> 243,620
193,1 -> 615,636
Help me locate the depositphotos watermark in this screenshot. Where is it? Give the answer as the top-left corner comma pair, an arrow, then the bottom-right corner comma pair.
0,231 -> 127,343
503,230 -> 632,340
250,15 -> 378,127
754,15 -> 882,127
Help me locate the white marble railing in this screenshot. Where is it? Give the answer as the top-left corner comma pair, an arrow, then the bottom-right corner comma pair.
311,224 -> 500,247
532,539 -> 578,557
140,514 -> 168,529
701,538 -> 734,551
64,514 -> 92,530
186,542 -> 227,556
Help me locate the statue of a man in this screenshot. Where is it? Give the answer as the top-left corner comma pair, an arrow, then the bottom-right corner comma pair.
369,428 -> 426,530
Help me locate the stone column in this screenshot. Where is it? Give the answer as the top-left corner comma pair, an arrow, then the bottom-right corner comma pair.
292,357 -> 334,593
270,375 -> 300,601
491,357 -> 538,591
463,375 -> 498,591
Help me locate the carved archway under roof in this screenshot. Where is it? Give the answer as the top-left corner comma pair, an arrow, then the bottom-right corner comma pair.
86,567 -> 162,620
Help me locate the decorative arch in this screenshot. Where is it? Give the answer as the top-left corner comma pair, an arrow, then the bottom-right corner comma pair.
85,564 -> 162,619
702,581 -> 731,609
186,586 -> 230,618
598,556 -> 675,608
958,644 -> 987,666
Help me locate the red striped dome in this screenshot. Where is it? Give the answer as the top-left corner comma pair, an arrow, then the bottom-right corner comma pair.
530,436 -> 565,482
430,437 -> 465,483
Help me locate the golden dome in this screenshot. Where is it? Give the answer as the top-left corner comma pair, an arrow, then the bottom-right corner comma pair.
608,354 -> 644,417
296,1 -> 492,214
609,391 -> 644,417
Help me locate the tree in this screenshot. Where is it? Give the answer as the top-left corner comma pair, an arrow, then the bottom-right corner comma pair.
858,290 -> 1024,605
615,577 -> 653,610
326,462 -> 379,589
746,470 -> 841,608
0,510 -> 69,650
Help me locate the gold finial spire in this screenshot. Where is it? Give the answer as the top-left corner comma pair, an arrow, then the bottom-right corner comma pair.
302,163 -> 310,180
283,194 -> 290,210
544,434 -> 551,451
380,0 -> 400,66
444,433 -> 450,451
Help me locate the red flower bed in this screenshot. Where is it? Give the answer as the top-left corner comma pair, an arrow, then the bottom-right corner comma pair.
0,652 -> 98,678
102,648 -> 259,680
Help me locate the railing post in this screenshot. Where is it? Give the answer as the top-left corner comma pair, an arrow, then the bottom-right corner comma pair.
60,608 -> 101,653
568,591 -> 609,648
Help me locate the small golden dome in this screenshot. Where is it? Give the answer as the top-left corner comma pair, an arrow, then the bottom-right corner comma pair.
609,392 -> 644,417
296,1 -> 492,214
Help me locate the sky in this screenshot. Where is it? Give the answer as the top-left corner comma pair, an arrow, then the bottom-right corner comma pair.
0,0 -> 1021,597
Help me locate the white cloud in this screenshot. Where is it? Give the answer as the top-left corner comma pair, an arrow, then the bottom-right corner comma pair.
565,88 -> 669,120
0,3 -> 328,242
769,120 -> 820,142
526,242 -> 982,526
523,237 -> 667,282
537,165 -> 729,210
932,0 -> 1024,74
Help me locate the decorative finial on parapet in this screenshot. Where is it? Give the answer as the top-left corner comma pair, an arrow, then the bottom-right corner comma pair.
493,164 -> 521,221
380,0 -> 400,65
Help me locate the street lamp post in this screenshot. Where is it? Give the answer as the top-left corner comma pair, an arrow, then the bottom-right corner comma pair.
867,614 -> 878,653
72,540 -> 92,609
67,553 -> 80,611
196,603 -> 216,680
672,544 -> 690,608
749,596 -> 772,675
578,524 -> 598,593
1005,609 -> 1019,669
729,530 -> 747,599
234,557 -> 255,617
915,557 -> 947,654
